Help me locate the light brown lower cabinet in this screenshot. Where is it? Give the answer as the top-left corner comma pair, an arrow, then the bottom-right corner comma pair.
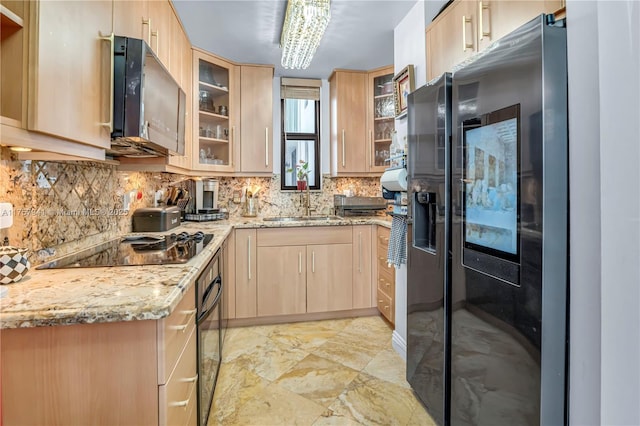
306,243 -> 353,313
376,225 -> 396,325
246,226 -> 367,318
235,228 -> 257,318
257,245 -> 307,316
352,225 -> 373,308
1,285 -> 197,426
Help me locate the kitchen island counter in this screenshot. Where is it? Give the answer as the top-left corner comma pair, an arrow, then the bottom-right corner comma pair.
0,216 -> 392,329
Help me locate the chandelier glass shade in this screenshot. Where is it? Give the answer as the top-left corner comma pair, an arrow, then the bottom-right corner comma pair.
280,0 -> 331,70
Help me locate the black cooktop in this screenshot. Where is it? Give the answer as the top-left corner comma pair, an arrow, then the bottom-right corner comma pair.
37,232 -> 214,269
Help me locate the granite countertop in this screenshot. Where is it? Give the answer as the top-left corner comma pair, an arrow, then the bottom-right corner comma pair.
0,216 -> 392,329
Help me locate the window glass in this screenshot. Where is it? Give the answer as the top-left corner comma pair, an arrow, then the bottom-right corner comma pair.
281,97 -> 320,191
284,99 -> 316,134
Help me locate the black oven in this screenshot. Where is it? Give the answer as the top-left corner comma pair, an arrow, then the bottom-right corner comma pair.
196,248 -> 223,426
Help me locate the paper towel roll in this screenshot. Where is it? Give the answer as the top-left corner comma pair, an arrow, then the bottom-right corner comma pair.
380,168 -> 407,191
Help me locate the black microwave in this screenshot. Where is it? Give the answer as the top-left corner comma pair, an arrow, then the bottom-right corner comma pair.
109,36 -> 186,157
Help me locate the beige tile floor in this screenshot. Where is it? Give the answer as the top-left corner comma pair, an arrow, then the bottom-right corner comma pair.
209,315 -> 436,426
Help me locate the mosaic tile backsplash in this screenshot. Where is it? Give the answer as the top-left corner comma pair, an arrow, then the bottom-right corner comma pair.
0,148 -> 382,265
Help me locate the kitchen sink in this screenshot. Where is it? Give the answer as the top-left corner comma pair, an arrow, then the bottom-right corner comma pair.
262,217 -> 303,222
262,216 -> 342,222
301,216 -> 342,221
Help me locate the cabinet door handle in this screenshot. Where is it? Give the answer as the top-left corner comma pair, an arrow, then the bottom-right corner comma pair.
462,15 -> 473,52
312,251 -> 315,273
298,252 -> 302,274
342,129 -> 346,167
265,127 -> 269,167
99,33 -> 114,132
247,235 -> 252,280
479,1 -> 490,40
369,130 -> 373,167
168,309 -> 196,332
141,18 -> 152,44
231,126 -> 235,167
358,232 -> 362,273
151,30 -> 159,53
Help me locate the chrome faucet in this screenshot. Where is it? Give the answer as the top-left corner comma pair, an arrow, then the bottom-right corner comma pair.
302,184 -> 314,217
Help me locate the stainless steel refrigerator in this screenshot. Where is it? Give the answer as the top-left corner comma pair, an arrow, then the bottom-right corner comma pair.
407,15 -> 568,426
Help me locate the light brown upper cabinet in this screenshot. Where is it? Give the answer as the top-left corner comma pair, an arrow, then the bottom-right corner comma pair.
367,66 -> 395,173
166,6 -> 191,171
1,0 -> 28,128
329,70 -> 368,176
113,0 -> 149,42
148,0 -> 172,70
27,0 -> 112,150
477,0 -> 563,51
240,64 -> 274,174
192,48 -> 240,173
426,0 -> 477,82
426,0 -> 563,81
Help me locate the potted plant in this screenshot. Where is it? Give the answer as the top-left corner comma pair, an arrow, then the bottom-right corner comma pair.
288,160 -> 310,190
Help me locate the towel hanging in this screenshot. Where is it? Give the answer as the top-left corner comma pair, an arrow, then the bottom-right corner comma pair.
387,215 -> 407,267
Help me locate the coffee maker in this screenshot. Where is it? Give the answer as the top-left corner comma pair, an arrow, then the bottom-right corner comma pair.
186,178 -> 219,214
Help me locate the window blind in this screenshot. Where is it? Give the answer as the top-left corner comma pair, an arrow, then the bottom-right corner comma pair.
280,77 -> 321,101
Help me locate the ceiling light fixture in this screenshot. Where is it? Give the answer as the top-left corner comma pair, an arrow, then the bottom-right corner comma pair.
280,0 -> 331,70
9,146 -> 32,152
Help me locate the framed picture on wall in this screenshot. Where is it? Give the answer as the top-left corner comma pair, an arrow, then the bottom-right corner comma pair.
393,65 -> 415,118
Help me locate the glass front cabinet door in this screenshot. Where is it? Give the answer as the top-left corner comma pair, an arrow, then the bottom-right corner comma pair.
368,66 -> 395,172
193,49 -> 239,172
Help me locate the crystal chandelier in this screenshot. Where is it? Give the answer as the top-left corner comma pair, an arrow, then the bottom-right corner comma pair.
280,0 -> 331,70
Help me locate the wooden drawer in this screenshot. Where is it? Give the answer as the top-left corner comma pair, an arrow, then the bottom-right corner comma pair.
377,274 -> 395,299
257,226 -> 352,247
376,288 -> 394,324
159,326 -> 198,426
377,254 -> 395,277
158,284 -> 197,384
377,226 -> 390,246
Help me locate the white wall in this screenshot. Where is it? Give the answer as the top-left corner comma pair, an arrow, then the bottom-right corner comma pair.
567,1 -> 640,424
391,0 -> 431,360
271,78 -> 331,176
566,2 -> 602,423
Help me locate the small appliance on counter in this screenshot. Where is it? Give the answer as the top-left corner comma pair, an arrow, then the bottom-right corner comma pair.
333,195 -> 387,217
182,178 -> 225,222
132,206 -> 181,232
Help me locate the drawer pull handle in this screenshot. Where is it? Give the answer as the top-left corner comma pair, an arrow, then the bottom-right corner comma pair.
169,309 -> 197,332
169,399 -> 189,408
179,374 -> 198,383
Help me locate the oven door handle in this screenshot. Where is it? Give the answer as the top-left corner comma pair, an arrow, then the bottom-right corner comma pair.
198,276 -> 222,324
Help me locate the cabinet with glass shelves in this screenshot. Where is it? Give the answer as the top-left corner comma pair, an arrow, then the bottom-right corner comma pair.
192,48 -> 239,172
368,66 -> 395,172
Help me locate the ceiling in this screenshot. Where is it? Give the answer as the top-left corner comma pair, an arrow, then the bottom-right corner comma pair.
172,0 -> 419,79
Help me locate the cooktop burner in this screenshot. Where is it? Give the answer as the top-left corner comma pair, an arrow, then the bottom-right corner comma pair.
37,232 -> 214,269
